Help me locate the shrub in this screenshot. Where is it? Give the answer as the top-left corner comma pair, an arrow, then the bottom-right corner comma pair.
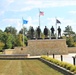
41,56 -> 76,74
0,42 -> 5,51
65,63 -> 73,70
70,66 -> 76,72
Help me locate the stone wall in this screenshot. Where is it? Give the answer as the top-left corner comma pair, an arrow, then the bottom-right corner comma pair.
27,39 -> 68,55
4,39 -> 68,55
13,47 -> 28,54
3,49 -> 15,54
68,47 -> 76,53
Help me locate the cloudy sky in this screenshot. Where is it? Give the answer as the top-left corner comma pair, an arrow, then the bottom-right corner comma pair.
0,0 -> 76,34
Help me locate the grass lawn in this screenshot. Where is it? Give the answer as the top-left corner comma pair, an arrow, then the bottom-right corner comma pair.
0,59 -> 64,75
0,52 -> 3,54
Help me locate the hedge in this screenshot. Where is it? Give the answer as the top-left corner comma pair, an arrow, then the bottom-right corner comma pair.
41,55 -> 76,74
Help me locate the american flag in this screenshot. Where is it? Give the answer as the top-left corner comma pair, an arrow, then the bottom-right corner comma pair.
40,11 -> 44,16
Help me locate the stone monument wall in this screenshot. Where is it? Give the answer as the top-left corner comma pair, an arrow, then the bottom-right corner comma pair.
4,39 -> 68,55
68,47 -> 76,53
26,39 -> 68,55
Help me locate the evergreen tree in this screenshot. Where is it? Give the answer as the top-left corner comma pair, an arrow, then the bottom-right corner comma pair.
64,25 -> 75,37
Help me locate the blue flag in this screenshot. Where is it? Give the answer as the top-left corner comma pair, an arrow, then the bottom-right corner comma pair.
23,19 -> 28,24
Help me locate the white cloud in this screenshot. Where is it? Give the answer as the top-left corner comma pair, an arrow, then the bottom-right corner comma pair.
7,0 -> 14,4
0,0 -> 15,15
69,11 -> 76,14
2,18 -> 22,32
0,11 -> 5,16
26,0 -> 42,5
3,0 -> 76,12
23,16 -> 38,29
63,19 -> 76,26
25,0 -> 76,8
1,0 -> 76,33
3,18 -> 20,23
2,17 -> 39,31
47,17 -> 76,26
47,17 -> 64,26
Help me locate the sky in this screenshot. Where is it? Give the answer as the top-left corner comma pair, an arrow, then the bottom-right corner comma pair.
0,0 -> 76,34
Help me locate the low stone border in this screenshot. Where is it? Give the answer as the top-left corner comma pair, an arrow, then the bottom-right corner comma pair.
0,57 -> 39,60
39,58 -> 74,75
0,54 -> 30,59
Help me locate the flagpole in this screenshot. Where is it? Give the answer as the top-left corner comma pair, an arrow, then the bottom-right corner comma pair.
39,8 -> 40,27
23,25 -> 24,47
22,17 -> 24,47
55,17 -> 58,39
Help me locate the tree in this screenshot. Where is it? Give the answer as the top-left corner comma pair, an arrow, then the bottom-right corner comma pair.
15,34 -> 28,46
24,35 -> 28,46
0,42 -> 5,51
64,25 -> 75,37
73,34 -> 76,42
66,37 -> 75,47
0,29 -> 3,33
1,32 -> 8,48
1,32 -> 15,49
19,27 -> 27,36
4,26 -> 17,35
27,26 -> 32,39
0,29 -> 4,42
15,34 -> 23,46
5,33 -> 15,49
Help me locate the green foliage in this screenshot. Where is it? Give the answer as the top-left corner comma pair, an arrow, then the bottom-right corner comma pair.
27,26 -> 33,39
0,27 -> 28,49
41,32 -> 45,39
0,32 -> 14,48
15,34 -> 23,46
5,33 -> 15,49
15,34 -> 28,46
24,36 -> 28,46
66,37 -> 75,47
0,42 -> 5,51
73,35 -> 76,42
6,42 -> 12,49
73,42 -> 76,47
0,25 -> 76,48
41,56 -> 76,74
64,25 -> 75,37
70,66 -> 76,72
19,27 -> 27,35
0,30 -> 4,42
63,26 -> 76,47
4,26 -> 17,35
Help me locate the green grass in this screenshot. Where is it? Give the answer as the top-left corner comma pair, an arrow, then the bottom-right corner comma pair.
0,59 -> 64,75
0,52 -> 3,54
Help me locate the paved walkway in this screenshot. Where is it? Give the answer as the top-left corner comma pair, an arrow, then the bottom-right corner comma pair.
49,53 -> 76,65
50,54 -> 74,65
30,53 -> 76,65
